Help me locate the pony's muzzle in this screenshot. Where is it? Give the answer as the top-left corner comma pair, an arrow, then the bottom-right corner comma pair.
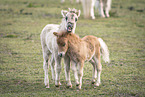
67,22 -> 74,33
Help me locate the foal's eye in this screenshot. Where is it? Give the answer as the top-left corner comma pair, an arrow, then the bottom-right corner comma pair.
62,43 -> 66,46
65,16 -> 68,21
75,18 -> 77,22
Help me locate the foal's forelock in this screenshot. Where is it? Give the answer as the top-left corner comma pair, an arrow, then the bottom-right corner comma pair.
57,36 -> 68,57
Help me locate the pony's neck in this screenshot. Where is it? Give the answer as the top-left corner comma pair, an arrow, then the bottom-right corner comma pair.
72,24 -> 76,33
58,18 -> 66,32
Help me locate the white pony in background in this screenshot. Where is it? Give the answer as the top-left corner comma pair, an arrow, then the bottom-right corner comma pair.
40,8 -> 81,88
61,0 -> 80,3
82,0 -> 112,19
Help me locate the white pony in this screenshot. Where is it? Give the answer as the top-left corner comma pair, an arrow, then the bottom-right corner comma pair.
82,0 -> 112,19
61,0 -> 80,3
40,8 -> 81,88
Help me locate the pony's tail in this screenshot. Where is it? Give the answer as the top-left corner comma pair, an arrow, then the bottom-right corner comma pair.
98,38 -> 110,63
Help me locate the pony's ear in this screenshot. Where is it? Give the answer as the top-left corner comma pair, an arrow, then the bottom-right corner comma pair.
53,32 -> 59,37
76,10 -> 81,17
68,8 -> 71,11
61,10 -> 68,17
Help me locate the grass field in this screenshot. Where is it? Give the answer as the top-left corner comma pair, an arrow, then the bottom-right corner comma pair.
0,0 -> 145,96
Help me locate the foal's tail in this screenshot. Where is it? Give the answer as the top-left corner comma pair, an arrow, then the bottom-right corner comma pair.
98,38 -> 110,63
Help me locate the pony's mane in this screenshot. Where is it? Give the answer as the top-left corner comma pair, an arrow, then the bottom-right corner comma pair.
58,18 -> 67,31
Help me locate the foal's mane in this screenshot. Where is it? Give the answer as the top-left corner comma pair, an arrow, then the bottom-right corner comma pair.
58,30 -> 80,40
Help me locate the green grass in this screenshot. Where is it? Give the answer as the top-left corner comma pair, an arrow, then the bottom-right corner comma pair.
0,0 -> 145,96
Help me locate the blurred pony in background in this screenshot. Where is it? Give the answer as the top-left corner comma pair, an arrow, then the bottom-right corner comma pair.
61,0 -> 80,3
82,0 -> 112,19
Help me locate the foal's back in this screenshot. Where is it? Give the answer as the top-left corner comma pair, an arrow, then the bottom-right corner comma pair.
82,35 -> 100,60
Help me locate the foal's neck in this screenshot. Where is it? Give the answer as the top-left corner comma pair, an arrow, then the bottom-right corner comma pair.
67,34 -> 82,47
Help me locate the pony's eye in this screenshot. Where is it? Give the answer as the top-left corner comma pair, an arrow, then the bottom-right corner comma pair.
65,16 -> 68,21
75,18 -> 77,22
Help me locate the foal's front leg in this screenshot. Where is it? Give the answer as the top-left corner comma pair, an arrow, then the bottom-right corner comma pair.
64,55 -> 72,88
71,62 -> 79,86
77,61 -> 84,90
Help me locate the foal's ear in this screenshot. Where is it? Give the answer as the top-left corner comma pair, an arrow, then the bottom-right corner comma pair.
61,10 -> 68,17
53,32 -> 59,37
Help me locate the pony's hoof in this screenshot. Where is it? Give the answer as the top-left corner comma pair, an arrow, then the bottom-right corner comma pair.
91,80 -> 95,85
101,15 -> 105,18
94,83 -> 100,87
76,82 -> 80,86
106,14 -> 110,18
55,85 -> 59,87
59,82 -> 62,86
76,85 -> 81,90
66,84 -> 72,88
92,17 -> 95,20
46,85 -> 50,88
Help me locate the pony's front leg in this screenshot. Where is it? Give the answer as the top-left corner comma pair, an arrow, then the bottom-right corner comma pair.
42,47 -> 51,88
99,1 -> 105,17
64,55 -> 72,88
91,0 -> 96,19
105,0 -> 111,18
43,59 -> 49,88
54,55 -> 62,87
61,0 -> 65,3
76,0 -> 80,3
77,61 -> 84,90
50,55 -> 55,81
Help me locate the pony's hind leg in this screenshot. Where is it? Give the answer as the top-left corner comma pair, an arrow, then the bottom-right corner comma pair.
89,59 -> 97,84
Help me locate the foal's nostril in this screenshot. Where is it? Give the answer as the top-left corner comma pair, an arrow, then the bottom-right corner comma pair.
58,53 -> 62,57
